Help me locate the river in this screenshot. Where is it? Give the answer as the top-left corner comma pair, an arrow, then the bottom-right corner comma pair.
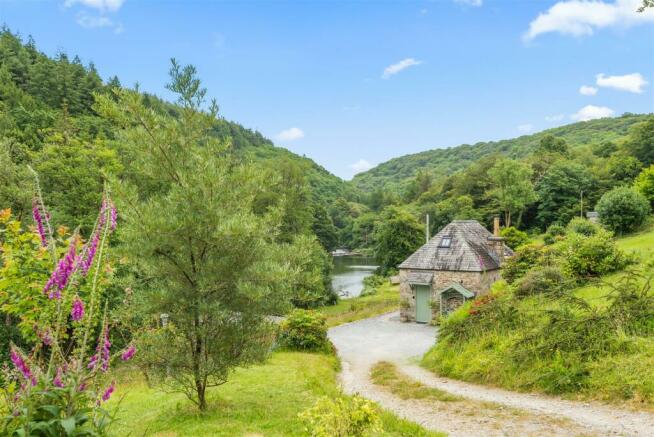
331,255 -> 378,299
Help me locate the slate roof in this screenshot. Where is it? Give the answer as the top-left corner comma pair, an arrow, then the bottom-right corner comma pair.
398,220 -> 513,272
406,272 -> 433,285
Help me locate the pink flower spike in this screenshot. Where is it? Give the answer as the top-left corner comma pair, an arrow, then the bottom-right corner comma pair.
101,381 -> 115,403
32,199 -> 47,247
53,367 -> 64,388
121,345 -> 136,361
71,296 -> 85,322
10,348 -> 36,386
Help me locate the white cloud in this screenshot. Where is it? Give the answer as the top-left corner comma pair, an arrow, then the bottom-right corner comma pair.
517,123 -> 534,133
579,85 -> 598,95
454,0 -> 483,6
382,58 -> 422,79
524,0 -> 654,41
571,105 -> 615,121
350,159 -> 373,174
76,12 -> 113,28
276,127 -> 304,141
545,114 -> 565,122
64,0 -> 125,12
596,72 -> 648,93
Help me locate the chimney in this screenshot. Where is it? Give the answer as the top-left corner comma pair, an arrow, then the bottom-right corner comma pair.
487,215 -> 505,265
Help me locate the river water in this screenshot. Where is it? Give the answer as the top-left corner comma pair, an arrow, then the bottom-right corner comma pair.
331,255 -> 378,299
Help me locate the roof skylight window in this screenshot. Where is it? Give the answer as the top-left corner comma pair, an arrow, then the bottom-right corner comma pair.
438,236 -> 452,248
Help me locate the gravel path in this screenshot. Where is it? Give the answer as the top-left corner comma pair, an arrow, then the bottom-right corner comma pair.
328,311 -> 654,437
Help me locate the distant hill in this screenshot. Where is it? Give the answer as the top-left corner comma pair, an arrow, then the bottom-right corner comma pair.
351,114 -> 650,193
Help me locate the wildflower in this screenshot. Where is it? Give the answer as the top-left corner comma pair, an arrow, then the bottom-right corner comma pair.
110,202 -> 117,232
100,329 -> 111,372
121,345 -> 136,361
10,348 -> 36,386
43,237 -> 77,299
100,381 -> 115,403
78,382 -> 87,392
53,367 -> 64,388
39,329 -> 52,346
71,296 -> 85,321
87,354 -> 98,370
32,199 -> 47,247
80,231 -> 100,276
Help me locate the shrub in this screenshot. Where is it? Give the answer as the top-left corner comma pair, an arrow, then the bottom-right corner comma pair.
279,309 -> 330,352
360,274 -> 385,297
566,217 -> 600,237
559,229 -> 626,278
596,187 -> 650,235
501,243 -> 546,284
634,164 -> 654,208
514,266 -> 566,297
299,395 -> 382,437
543,223 -> 566,245
500,226 -> 530,250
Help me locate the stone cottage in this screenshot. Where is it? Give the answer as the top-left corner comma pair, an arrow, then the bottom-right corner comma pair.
398,218 -> 513,323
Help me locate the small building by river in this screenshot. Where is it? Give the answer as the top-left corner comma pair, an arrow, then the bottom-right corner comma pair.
398,219 -> 513,323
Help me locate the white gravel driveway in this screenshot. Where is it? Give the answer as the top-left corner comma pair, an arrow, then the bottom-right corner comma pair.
328,311 -> 654,437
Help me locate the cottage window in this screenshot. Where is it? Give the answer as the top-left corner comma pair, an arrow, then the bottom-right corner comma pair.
438,236 -> 452,248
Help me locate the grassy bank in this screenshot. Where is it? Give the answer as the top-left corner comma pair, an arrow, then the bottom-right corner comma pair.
421,228 -> 654,409
319,282 -> 399,327
109,351 -> 439,436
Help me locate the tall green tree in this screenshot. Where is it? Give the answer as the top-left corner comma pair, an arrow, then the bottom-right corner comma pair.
625,116 -> 654,167
487,158 -> 536,228
373,206 -> 423,275
95,61 -> 299,411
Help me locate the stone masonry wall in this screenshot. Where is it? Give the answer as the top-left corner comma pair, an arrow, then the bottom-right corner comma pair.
399,268 -> 501,322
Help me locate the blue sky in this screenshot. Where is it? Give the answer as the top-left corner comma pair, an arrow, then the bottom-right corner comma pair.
1,0 -> 652,179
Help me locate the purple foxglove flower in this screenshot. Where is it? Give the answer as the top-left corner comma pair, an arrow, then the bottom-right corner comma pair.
10,348 -> 36,386
100,381 -> 115,403
121,345 -> 136,361
87,354 -> 98,370
80,232 -> 100,276
100,330 -> 111,372
71,296 -> 85,321
31,199 -> 47,247
53,367 -> 64,388
43,238 -> 77,299
110,202 -> 117,232
78,382 -> 87,392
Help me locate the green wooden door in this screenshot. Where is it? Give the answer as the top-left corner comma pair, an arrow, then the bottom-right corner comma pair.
415,285 -> 432,323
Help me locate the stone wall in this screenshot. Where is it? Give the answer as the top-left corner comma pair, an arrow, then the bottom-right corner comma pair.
399,268 -> 501,322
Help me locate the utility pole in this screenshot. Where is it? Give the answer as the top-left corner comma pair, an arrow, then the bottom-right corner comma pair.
425,214 -> 430,243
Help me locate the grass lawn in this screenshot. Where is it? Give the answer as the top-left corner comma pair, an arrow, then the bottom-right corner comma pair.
371,362 -> 461,403
319,282 -> 399,327
109,351 -> 440,436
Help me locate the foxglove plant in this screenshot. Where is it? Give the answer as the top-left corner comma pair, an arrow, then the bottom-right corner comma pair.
1,171 -> 133,436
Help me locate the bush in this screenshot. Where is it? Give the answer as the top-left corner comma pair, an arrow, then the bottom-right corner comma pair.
500,226 -> 530,250
360,274 -> 385,297
566,217 -> 600,237
299,395 -> 382,437
543,223 -> 566,245
634,164 -> 654,208
278,309 -> 330,352
514,266 -> 566,297
559,229 -> 626,278
596,187 -> 650,235
501,243 -> 547,284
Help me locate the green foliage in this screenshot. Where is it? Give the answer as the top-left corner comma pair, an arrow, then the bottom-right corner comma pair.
514,266 -> 566,298
373,206 -> 424,275
566,217 -> 600,236
287,235 -> 337,308
299,395 -> 382,437
487,158 -> 536,228
279,309 -> 330,352
596,187 -> 650,234
559,229 -> 626,278
536,134 -> 569,156
624,115 -> 654,167
543,223 -> 565,245
634,164 -> 654,207
536,162 -> 594,229
501,243 -> 548,284
421,195 -> 480,235
499,226 -> 530,250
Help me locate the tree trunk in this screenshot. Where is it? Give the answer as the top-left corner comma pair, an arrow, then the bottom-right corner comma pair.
196,378 -> 207,411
